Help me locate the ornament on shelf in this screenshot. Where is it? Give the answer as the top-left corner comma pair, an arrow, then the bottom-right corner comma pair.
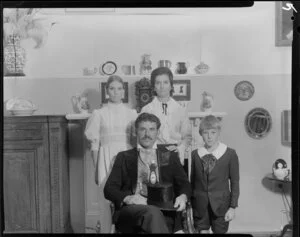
140,54 -> 152,75
72,93 -> 90,114
200,91 -> 214,113
272,159 -> 290,180
6,97 -> 37,116
83,67 -> 97,76
176,62 -> 189,74
3,8 -> 57,77
195,62 -> 209,74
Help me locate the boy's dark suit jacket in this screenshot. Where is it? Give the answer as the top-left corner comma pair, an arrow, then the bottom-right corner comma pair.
104,145 -> 191,218
190,148 -> 240,218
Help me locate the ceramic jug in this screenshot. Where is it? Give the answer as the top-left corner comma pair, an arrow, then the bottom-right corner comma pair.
176,62 -> 189,74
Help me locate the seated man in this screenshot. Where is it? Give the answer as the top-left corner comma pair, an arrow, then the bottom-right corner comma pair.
104,112 -> 191,233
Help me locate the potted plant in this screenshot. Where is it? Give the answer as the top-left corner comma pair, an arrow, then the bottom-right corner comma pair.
3,8 -> 56,76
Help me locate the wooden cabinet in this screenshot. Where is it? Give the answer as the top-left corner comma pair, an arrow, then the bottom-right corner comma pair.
3,116 -> 71,233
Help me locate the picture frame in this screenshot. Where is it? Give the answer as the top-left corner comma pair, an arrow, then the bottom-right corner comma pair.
275,1 -> 293,47
281,110 -> 291,146
100,82 -> 129,103
173,80 -> 191,101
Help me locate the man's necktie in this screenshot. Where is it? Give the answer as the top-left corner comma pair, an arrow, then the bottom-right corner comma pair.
162,103 -> 167,115
202,154 -> 217,174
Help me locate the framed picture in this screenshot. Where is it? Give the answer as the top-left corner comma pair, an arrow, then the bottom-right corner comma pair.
173,80 -> 191,101
100,82 -> 129,103
281,110 -> 291,146
275,1 -> 293,46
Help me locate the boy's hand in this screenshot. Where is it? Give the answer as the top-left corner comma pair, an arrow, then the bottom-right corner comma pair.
224,207 -> 235,222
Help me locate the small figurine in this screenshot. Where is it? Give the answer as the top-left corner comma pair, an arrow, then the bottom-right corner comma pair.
72,94 -> 90,114
201,91 -> 214,113
272,159 -> 289,180
140,54 -> 152,75
149,161 -> 158,184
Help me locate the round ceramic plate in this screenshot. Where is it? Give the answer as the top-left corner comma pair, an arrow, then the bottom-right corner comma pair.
234,81 -> 255,101
101,61 -> 117,75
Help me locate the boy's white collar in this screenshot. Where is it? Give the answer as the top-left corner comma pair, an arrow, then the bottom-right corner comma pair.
197,142 -> 227,160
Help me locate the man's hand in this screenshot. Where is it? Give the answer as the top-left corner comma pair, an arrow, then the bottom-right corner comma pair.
224,207 -> 235,222
123,194 -> 147,205
174,194 -> 187,212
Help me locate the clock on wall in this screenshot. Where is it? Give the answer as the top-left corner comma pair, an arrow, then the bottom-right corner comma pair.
135,77 -> 153,113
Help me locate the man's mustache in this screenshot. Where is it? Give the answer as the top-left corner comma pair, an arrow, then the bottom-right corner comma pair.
141,136 -> 152,140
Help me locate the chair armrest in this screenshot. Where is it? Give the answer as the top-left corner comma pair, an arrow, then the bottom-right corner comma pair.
110,201 -> 115,216
182,201 -> 196,233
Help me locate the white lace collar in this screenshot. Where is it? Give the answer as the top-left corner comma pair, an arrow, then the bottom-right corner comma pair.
197,142 -> 227,160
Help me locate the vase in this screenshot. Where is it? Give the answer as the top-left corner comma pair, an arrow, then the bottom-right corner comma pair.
4,35 -> 26,76
176,62 -> 189,74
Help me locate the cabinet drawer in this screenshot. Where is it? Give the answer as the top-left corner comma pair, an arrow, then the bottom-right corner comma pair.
4,123 -> 46,140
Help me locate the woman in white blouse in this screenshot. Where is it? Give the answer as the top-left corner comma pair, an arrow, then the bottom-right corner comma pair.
140,67 -> 192,165
85,75 -> 138,186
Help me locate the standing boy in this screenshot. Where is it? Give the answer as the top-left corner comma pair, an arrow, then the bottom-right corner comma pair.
190,115 -> 240,233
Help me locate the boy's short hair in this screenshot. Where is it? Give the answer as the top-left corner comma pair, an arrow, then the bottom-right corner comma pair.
135,112 -> 161,130
199,115 -> 221,135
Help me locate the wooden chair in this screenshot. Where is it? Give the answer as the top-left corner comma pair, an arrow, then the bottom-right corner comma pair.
109,145 -> 195,233
109,201 -> 196,233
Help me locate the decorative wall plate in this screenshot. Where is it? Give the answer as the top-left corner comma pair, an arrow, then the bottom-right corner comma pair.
245,108 -> 272,139
234,81 -> 255,101
101,61 -> 117,75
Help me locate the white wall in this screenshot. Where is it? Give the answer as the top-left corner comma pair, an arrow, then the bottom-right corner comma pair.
16,2 -> 291,78
3,2 -> 292,234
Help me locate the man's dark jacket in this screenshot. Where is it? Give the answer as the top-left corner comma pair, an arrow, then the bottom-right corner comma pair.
104,145 -> 191,212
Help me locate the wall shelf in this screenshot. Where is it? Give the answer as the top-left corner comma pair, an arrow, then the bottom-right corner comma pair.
188,111 -> 227,126
65,113 -> 91,120
188,111 -> 227,118
4,74 -> 212,81
65,112 -> 227,121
